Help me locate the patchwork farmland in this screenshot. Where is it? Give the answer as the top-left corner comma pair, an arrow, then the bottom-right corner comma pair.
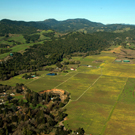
1,52 -> 135,134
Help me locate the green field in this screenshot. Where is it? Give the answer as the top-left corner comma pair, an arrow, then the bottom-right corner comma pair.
57,73 -> 100,100
1,53 -> 135,134
103,78 -> 135,135
8,34 -> 26,43
26,72 -> 77,92
64,76 -> 127,135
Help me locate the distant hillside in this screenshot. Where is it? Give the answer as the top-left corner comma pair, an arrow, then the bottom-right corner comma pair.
42,18 -> 135,33
42,18 -> 104,33
0,18 -> 135,34
43,19 -> 60,26
0,19 -> 50,35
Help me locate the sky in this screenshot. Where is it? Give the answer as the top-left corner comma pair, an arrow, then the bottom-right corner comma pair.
0,0 -> 135,24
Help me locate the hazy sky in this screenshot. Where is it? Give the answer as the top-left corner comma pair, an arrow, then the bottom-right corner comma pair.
0,0 -> 135,24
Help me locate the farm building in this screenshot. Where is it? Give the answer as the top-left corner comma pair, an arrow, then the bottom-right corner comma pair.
115,59 -> 122,62
123,60 -> 130,62
31,75 -> 36,78
10,93 -> 15,96
70,68 -> 75,70
10,53 -> 13,56
88,65 -> 92,67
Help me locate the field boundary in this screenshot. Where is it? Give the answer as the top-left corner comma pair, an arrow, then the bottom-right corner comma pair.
25,72 -> 48,85
100,77 -> 128,135
73,75 -> 101,101
54,72 -> 78,89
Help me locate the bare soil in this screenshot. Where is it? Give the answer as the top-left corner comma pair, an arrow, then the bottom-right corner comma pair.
110,46 -> 122,53
40,89 -> 67,102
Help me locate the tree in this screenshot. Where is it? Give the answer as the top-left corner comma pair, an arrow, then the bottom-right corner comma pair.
75,128 -> 85,135
23,127 -> 27,135
19,99 -> 24,106
56,62 -> 63,68
27,109 -> 31,118
0,128 -> 4,135
58,102 -> 64,108
24,114 -> 29,121
27,129 -> 33,135
6,128 -> 8,135
55,126 -> 68,135
12,116 -> 18,122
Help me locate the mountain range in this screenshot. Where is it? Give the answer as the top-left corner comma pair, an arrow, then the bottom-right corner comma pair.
0,18 -> 135,34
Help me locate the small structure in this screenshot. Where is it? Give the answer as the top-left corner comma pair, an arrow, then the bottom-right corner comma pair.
50,98 -> 53,100
31,75 -> 36,78
10,93 -> 15,96
115,59 -> 122,62
10,53 -> 13,56
88,65 -> 92,67
3,92 -> 6,95
70,68 -> 75,71
123,60 -> 130,62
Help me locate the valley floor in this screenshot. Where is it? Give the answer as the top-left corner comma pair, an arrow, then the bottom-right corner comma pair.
1,48 -> 135,135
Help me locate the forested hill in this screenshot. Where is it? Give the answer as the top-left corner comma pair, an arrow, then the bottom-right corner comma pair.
42,18 -> 104,33
0,19 -> 50,35
1,18 -> 135,34
0,32 -> 109,80
42,18 -> 135,33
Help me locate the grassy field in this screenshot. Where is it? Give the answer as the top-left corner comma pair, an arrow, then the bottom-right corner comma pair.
8,34 -> 26,43
103,78 -> 135,135
57,73 -> 100,100
101,63 -> 135,78
26,72 -> 78,92
64,76 -> 127,135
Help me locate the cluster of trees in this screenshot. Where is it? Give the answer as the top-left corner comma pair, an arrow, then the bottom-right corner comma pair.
0,44 -> 10,48
0,99 -> 61,134
0,83 -> 83,135
42,31 -> 55,39
23,34 -> 40,43
0,84 -> 11,93
25,88 -> 70,110
0,49 -> 12,54
15,83 -> 27,93
62,60 -> 80,65
7,40 -> 22,45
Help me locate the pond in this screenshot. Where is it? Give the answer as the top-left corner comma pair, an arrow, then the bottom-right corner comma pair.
46,73 -> 57,76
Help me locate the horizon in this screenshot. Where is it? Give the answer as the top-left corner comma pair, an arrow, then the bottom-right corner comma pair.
1,18 -> 135,26
0,18 -> 135,25
0,0 -> 135,25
